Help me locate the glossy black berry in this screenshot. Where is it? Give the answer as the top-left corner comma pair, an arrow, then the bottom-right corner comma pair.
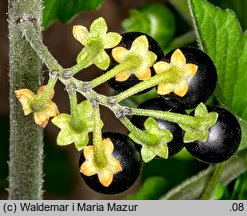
107,32 -> 163,93
131,98 -> 185,157
79,132 -> 142,194
185,106 -> 241,163
160,47 -> 217,109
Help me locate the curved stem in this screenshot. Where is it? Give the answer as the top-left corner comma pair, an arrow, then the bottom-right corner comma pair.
90,56 -> 141,88
115,69 -> 171,102
70,41 -> 103,75
31,76 -> 57,111
120,116 -> 159,145
130,107 -> 199,127
93,104 -> 108,169
68,91 -> 86,132
200,162 -> 226,200
18,21 -> 63,73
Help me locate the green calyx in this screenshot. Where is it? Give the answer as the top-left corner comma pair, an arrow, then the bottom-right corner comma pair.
129,117 -> 173,162
112,35 -> 157,82
72,17 -> 122,72
51,100 -> 97,151
179,103 -> 218,143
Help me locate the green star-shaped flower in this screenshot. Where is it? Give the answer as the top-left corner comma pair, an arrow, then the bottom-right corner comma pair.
129,117 -> 173,162
179,103 -> 218,143
73,17 -> 122,70
52,100 -> 100,151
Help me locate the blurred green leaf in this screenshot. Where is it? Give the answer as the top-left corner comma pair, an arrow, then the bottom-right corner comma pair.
122,3 -> 175,48
189,0 -> 247,122
127,176 -> 168,200
43,0 -> 104,28
231,172 -> 247,199
211,182 -> 224,200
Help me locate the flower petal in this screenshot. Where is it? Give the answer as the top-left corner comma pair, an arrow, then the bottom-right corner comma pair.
130,35 -> 149,54
72,25 -> 89,45
184,63 -> 198,77
156,144 -> 169,159
115,70 -> 131,82
157,83 -> 173,95
141,145 -> 156,163
146,51 -> 157,66
80,161 -> 97,176
90,17 -> 107,37
94,50 -> 110,70
154,61 -> 171,74
56,127 -> 79,146
74,133 -> 89,151
103,138 -> 114,155
135,68 -> 151,80
51,113 -> 71,129
44,101 -> 59,117
34,112 -> 50,127
174,80 -> 189,97
170,49 -> 186,68
112,47 -> 129,63
15,89 -> 34,115
37,85 -> 55,99
98,170 -> 113,187
83,145 -> 94,161
103,32 -> 122,49
110,158 -> 122,173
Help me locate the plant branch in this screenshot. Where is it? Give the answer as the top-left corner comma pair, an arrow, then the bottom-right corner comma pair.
18,21 -> 63,73
8,0 -> 44,199
200,162 -> 226,200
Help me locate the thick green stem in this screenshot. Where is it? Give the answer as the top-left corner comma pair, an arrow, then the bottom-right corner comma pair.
200,162 -> 226,200
8,0 -> 44,199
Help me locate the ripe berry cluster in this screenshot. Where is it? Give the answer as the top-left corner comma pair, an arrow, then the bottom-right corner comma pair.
79,32 -> 241,194
16,18 -> 242,196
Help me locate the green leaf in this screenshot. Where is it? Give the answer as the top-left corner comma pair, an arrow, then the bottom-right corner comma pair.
126,176 -> 168,200
188,0 -> 247,121
208,0 -> 247,30
43,0 -> 104,28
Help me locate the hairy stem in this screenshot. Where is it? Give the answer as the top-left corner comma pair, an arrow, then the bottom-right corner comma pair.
200,162 -> 226,200
8,0 -> 44,199
93,104 -> 108,169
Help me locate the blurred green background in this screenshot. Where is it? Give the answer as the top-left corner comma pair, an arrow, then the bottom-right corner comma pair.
1,0 -> 247,199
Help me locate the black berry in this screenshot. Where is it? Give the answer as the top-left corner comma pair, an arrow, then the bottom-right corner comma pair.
160,47 -> 217,109
185,106 -> 241,163
79,132 -> 142,194
131,97 -> 185,157
106,32 -> 163,93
